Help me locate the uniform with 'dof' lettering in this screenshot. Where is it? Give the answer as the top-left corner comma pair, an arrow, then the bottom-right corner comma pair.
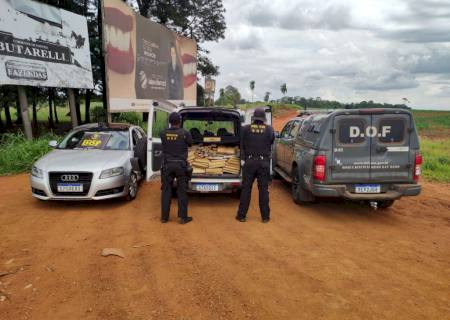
160,112 -> 193,224
236,107 -> 275,223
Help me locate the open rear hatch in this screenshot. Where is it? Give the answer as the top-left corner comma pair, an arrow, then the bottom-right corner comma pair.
180,108 -> 242,178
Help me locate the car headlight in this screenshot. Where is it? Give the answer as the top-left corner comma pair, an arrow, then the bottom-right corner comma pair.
31,165 -> 43,179
99,167 -> 124,179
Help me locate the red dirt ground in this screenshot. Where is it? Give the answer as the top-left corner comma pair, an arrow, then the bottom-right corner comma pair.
0,174 -> 449,320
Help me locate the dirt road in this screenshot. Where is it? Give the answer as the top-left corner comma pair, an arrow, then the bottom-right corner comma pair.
1,174 -> 449,320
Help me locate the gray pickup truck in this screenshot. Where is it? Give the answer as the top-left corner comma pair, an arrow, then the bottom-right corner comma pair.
274,108 -> 422,209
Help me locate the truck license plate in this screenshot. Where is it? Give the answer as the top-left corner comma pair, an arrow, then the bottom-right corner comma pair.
194,184 -> 219,192
355,184 -> 380,193
57,183 -> 83,192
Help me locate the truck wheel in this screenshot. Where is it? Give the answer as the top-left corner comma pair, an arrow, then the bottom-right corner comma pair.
125,173 -> 138,201
291,167 -> 315,205
378,200 -> 395,209
134,137 -> 147,173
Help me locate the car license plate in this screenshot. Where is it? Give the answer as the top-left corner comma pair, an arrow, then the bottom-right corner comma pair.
355,184 -> 380,193
57,183 -> 83,192
194,184 -> 220,192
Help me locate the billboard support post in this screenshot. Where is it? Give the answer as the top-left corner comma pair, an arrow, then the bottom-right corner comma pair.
17,86 -> 32,140
67,89 -> 78,128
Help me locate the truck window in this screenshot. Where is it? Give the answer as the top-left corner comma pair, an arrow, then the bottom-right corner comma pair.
377,119 -> 405,143
183,120 -> 236,138
289,120 -> 301,138
338,118 -> 366,145
299,119 -> 321,144
280,121 -> 293,139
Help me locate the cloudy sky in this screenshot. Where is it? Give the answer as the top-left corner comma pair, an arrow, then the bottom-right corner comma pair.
203,0 -> 450,110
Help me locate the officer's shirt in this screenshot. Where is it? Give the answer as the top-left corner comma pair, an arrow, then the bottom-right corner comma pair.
241,123 -> 275,159
160,127 -> 193,162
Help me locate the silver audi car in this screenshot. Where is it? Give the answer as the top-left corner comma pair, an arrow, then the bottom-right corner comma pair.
30,123 -> 147,201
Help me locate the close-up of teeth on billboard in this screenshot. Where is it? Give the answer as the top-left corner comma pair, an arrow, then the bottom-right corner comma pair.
104,0 -> 197,112
0,0 -> 93,88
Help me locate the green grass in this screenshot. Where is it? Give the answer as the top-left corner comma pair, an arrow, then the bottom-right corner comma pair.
411,110 -> 450,132
0,133 -> 58,175
1,105 -> 450,181
420,138 -> 450,183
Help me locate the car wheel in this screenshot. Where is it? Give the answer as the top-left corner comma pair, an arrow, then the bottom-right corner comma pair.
291,166 -> 315,205
378,200 -> 395,209
126,173 -> 138,201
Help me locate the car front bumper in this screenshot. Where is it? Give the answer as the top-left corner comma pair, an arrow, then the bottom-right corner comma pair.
311,183 -> 421,200
30,173 -> 129,200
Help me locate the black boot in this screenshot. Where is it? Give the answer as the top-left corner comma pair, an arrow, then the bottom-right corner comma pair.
235,215 -> 246,222
179,216 -> 193,224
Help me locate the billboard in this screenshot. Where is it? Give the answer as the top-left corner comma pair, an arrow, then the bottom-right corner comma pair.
0,0 -> 93,89
204,77 -> 216,93
103,0 -> 197,112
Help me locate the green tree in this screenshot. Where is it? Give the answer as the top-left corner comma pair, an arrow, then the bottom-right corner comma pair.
280,83 -> 287,96
264,91 -> 271,102
223,85 -> 241,108
217,88 -> 225,105
134,0 -> 226,76
249,80 -> 255,102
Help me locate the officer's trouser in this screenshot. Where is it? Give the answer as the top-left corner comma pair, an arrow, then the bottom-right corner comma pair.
237,158 -> 271,219
161,162 -> 188,220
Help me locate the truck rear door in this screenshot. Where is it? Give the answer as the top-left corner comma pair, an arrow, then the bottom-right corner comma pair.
146,101 -> 178,180
332,115 -> 371,182
370,113 -> 411,182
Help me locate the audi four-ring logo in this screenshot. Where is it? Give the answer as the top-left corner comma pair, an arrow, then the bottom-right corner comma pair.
61,174 -> 79,182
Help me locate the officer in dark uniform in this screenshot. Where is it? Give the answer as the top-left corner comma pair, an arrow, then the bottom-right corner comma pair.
236,107 -> 275,223
160,112 -> 193,224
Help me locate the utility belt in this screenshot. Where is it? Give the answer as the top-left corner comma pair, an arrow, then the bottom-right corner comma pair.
246,155 -> 270,161
163,159 -> 192,180
164,159 -> 187,166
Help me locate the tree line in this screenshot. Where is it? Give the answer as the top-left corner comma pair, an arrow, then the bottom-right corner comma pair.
215,81 -> 410,110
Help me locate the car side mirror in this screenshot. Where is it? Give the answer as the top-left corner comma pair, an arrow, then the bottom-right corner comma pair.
48,140 -> 58,148
275,131 -> 280,138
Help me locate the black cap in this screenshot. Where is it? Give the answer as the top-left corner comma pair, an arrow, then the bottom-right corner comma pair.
252,107 -> 266,122
169,112 -> 181,125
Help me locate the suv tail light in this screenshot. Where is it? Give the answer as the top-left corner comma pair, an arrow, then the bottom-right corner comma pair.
313,155 -> 326,182
413,153 -> 422,182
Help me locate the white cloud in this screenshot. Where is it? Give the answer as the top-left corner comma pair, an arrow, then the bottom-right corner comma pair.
203,0 -> 450,109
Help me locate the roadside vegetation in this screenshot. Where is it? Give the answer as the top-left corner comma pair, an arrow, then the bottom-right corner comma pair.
421,138 -> 450,183
0,102 -> 449,182
0,133 -> 58,176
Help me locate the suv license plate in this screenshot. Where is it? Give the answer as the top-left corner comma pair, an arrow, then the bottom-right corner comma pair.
57,183 -> 83,192
355,184 -> 380,194
195,184 -> 219,192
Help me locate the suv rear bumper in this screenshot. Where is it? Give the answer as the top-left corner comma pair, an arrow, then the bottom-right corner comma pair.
311,183 -> 421,200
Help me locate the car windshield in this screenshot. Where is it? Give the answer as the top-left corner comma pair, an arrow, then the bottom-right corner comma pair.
57,129 -> 130,150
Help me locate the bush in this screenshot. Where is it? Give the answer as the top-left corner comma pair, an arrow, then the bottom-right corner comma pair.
115,112 -> 143,126
0,133 -> 59,176
90,106 -> 106,123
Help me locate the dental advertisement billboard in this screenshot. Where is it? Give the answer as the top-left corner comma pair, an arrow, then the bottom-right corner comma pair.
103,0 -> 197,112
0,0 -> 93,88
